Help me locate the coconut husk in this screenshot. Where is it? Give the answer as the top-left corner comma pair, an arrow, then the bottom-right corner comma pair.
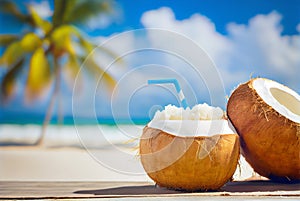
227,78 -> 300,182
140,126 -> 240,191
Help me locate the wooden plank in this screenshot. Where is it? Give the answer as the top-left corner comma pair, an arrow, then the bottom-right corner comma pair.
0,181 -> 299,199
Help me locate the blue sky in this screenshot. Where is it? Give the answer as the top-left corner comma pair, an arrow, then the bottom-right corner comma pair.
0,0 -> 299,124
99,0 -> 300,36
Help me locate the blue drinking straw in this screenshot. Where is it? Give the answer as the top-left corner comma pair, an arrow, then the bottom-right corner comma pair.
148,78 -> 189,109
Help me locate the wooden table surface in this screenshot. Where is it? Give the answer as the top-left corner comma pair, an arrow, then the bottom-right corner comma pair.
0,180 -> 299,199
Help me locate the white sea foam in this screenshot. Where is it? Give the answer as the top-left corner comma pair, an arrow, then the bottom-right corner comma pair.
0,124 -> 144,148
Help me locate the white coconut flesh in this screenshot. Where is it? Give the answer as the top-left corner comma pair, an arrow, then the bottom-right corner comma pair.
148,104 -> 236,137
148,120 -> 236,137
253,79 -> 300,123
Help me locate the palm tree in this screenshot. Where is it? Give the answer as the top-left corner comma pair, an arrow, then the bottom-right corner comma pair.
0,0 -> 118,145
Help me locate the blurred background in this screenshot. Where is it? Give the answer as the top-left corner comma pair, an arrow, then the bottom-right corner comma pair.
1,0 -> 299,125
0,0 -> 299,181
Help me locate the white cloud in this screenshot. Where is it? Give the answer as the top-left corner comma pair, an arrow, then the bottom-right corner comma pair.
85,4 -> 123,31
140,8 -> 300,93
227,12 -> 300,88
140,8 -> 232,106
141,7 -> 232,67
74,8 -> 300,119
30,1 -> 52,18
297,24 -> 300,32
86,14 -> 117,31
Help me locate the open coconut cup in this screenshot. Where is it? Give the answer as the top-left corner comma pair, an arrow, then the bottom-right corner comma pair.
227,78 -> 300,182
140,119 -> 240,191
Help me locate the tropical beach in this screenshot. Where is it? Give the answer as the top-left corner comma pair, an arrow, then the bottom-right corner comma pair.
1,122 -> 300,200
0,124 -> 256,181
0,0 -> 300,200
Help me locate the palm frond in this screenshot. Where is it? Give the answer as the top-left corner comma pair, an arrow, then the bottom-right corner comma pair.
0,33 -> 42,67
26,47 -> 52,100
51,25 -> 80,56
64,0 -> 113,26
52,0 -> 70,27
0,0 -> 32,25
63,54 -> 81,89
83,56 -> 116,91
28,6 -> 52,34
20,33 -> 42,52
0,34 -> 19,46
1,58 -> 24,100
79,36 -> 124,66
0,41 -> 25,67
0,0 -> 121,146
79,37 -> 94,53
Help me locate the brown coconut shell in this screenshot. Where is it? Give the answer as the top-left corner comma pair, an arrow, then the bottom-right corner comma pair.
139,126 -> 240,191
227,78 -> 300,182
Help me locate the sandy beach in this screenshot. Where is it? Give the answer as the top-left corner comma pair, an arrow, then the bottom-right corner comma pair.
0,124 -> 256,182
0,146 -> 255,182
1,125 -> 299,200
0,146 -> 150,181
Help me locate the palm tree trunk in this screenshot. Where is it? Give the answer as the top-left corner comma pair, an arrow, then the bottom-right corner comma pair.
34,58 -> 61,146
57,85 -> 64,125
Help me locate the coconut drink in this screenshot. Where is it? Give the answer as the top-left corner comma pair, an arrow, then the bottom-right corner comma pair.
227,78 -> 300,182
140,104 -> 240,191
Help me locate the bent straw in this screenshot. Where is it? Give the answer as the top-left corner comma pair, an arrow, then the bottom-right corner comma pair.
148,78 -> 189,109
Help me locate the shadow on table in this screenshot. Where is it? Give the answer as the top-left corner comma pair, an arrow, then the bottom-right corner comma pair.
75,185 -> 183,195
74,180 -> 300,196
222,180 -> 300,192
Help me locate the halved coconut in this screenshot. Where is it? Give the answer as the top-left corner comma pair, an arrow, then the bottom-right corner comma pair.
227,78 -> 300,182
140,104 -> 240,191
